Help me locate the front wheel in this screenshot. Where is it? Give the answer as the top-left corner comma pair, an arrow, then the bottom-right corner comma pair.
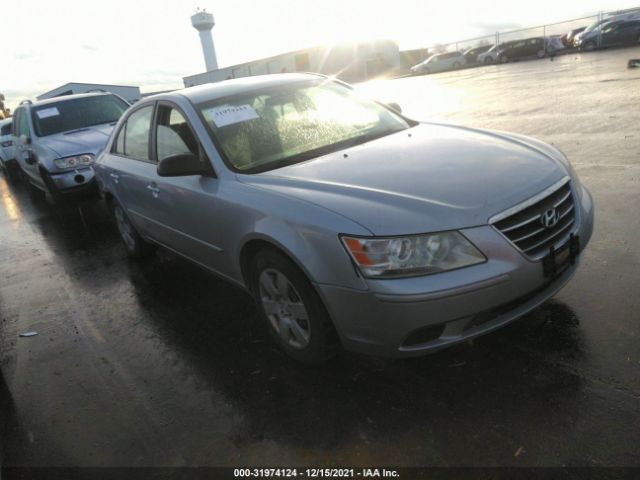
112,201 -> 156,258
583,41 -> 596,51
536,49 -> 546,58
251,250 -> 339,364
484,57 -> 494,65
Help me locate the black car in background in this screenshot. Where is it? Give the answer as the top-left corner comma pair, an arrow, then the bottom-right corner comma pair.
463,44 -> 493,64
498,37 -> 546,62
597,20 -> 640,48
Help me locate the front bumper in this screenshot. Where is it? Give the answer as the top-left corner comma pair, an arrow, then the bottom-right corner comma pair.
317,185 -> 594,357
47,166 -> 97,195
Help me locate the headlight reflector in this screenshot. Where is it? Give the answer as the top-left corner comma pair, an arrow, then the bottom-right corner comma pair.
341,231 -> 486,278
54,154 -> 94,169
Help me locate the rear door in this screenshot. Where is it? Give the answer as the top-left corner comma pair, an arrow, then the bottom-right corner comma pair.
105,103 -> 158,238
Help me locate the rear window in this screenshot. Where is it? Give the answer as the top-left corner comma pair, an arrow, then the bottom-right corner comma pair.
31,95 -> 128,137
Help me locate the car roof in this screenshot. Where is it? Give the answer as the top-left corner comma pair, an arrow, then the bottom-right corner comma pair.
23,92 -> 116,109
171,73 -> 327,105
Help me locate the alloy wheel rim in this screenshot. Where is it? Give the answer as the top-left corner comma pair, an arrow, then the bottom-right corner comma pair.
114,206 -> 136,251
258,268 -> 311,350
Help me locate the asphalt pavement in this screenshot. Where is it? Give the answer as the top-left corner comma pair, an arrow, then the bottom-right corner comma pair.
1,46 -> 639,470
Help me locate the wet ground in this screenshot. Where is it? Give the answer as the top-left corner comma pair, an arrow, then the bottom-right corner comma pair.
1,47 -> 639,469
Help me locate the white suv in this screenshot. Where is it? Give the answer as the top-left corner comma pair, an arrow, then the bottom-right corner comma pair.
410,51 -> 466,74
0,118 -> 17,181
12,93 -> 128,201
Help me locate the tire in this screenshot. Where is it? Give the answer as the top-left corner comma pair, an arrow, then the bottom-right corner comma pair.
21,169 -> 46,201
453,61 -> 461,69
584,41 -> 596,51
484,57 -> 494,65
41,169 -> 63,205
536,49 -> 546,59
251,249 -> 340,364
112,200 -> 156,258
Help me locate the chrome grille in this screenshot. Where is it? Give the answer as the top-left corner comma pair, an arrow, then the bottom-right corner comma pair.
491,177 -> 576,260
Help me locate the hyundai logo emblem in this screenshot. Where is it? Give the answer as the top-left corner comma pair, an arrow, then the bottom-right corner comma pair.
541,208 -> 560,228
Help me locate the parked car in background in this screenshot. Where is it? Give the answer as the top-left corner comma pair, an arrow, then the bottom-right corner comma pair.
0,118 -> 18,180
575,19 -> 640,50
498,37 -> 547,62
12,92 -> 129,201
95,73 -> 593,363
410,51 -> 466,74
463,44 -> 493,65
477,43 -> 511,64
574,11 -> 640,48
561,27 -> 586,47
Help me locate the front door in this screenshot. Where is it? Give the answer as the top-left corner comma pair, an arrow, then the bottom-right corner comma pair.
132,103 -> 227,272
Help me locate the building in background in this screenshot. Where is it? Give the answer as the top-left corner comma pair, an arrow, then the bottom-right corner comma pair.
183,40 -> 401,87
37,83 -> 140,104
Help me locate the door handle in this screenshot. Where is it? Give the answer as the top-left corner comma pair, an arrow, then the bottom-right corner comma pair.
147,183 -> 160,198
110,172 -> 120,183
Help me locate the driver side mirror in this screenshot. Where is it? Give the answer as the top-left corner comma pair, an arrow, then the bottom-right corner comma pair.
157,153 -> 213,177
387,102 -> 402,114
20,134 -> 31,146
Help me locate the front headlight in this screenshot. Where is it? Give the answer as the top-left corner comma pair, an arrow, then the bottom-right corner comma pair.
54,154 -> 94,169
341,231 -> 486,279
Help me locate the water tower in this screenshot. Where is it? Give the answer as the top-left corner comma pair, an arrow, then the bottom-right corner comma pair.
191,9 -> 218,72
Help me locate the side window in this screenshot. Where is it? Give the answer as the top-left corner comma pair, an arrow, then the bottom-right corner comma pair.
114,105 -> 153,161
156,106 -> 199,161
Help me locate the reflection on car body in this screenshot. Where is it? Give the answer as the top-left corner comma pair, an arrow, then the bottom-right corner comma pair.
95,73 -> 594,363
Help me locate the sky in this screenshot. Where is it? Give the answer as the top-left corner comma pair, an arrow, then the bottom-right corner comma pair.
3,0 -> 639,110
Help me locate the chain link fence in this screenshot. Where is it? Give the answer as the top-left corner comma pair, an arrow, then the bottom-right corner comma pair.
400,6 -> 640,71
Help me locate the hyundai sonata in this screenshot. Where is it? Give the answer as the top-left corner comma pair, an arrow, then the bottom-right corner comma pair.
95,73 -> 594,363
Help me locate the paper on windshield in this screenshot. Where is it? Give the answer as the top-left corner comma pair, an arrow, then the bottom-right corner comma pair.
205,105 -> 259,128
36,107 -> 60,119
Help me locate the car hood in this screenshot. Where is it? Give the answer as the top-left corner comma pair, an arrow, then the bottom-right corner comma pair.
239,123 -> 568,236
38,123 -> 115,157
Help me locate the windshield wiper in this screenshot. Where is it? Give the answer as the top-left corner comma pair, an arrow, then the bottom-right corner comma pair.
63,127 -> 91,135
342,128 -> 403,149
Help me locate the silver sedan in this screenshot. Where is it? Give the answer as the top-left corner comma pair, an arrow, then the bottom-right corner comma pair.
95,73 -> 594,363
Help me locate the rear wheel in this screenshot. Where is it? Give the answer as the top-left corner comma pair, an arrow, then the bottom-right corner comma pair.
112,201 -> 156,258
21,169 -> 46,201
251,249 -> 340,364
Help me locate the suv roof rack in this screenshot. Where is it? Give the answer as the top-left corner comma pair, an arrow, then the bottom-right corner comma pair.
19,99 -> 33,105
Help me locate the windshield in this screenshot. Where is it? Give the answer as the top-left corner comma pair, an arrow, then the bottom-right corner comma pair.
198,80 -> 412,173
31,95 -> 128,137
